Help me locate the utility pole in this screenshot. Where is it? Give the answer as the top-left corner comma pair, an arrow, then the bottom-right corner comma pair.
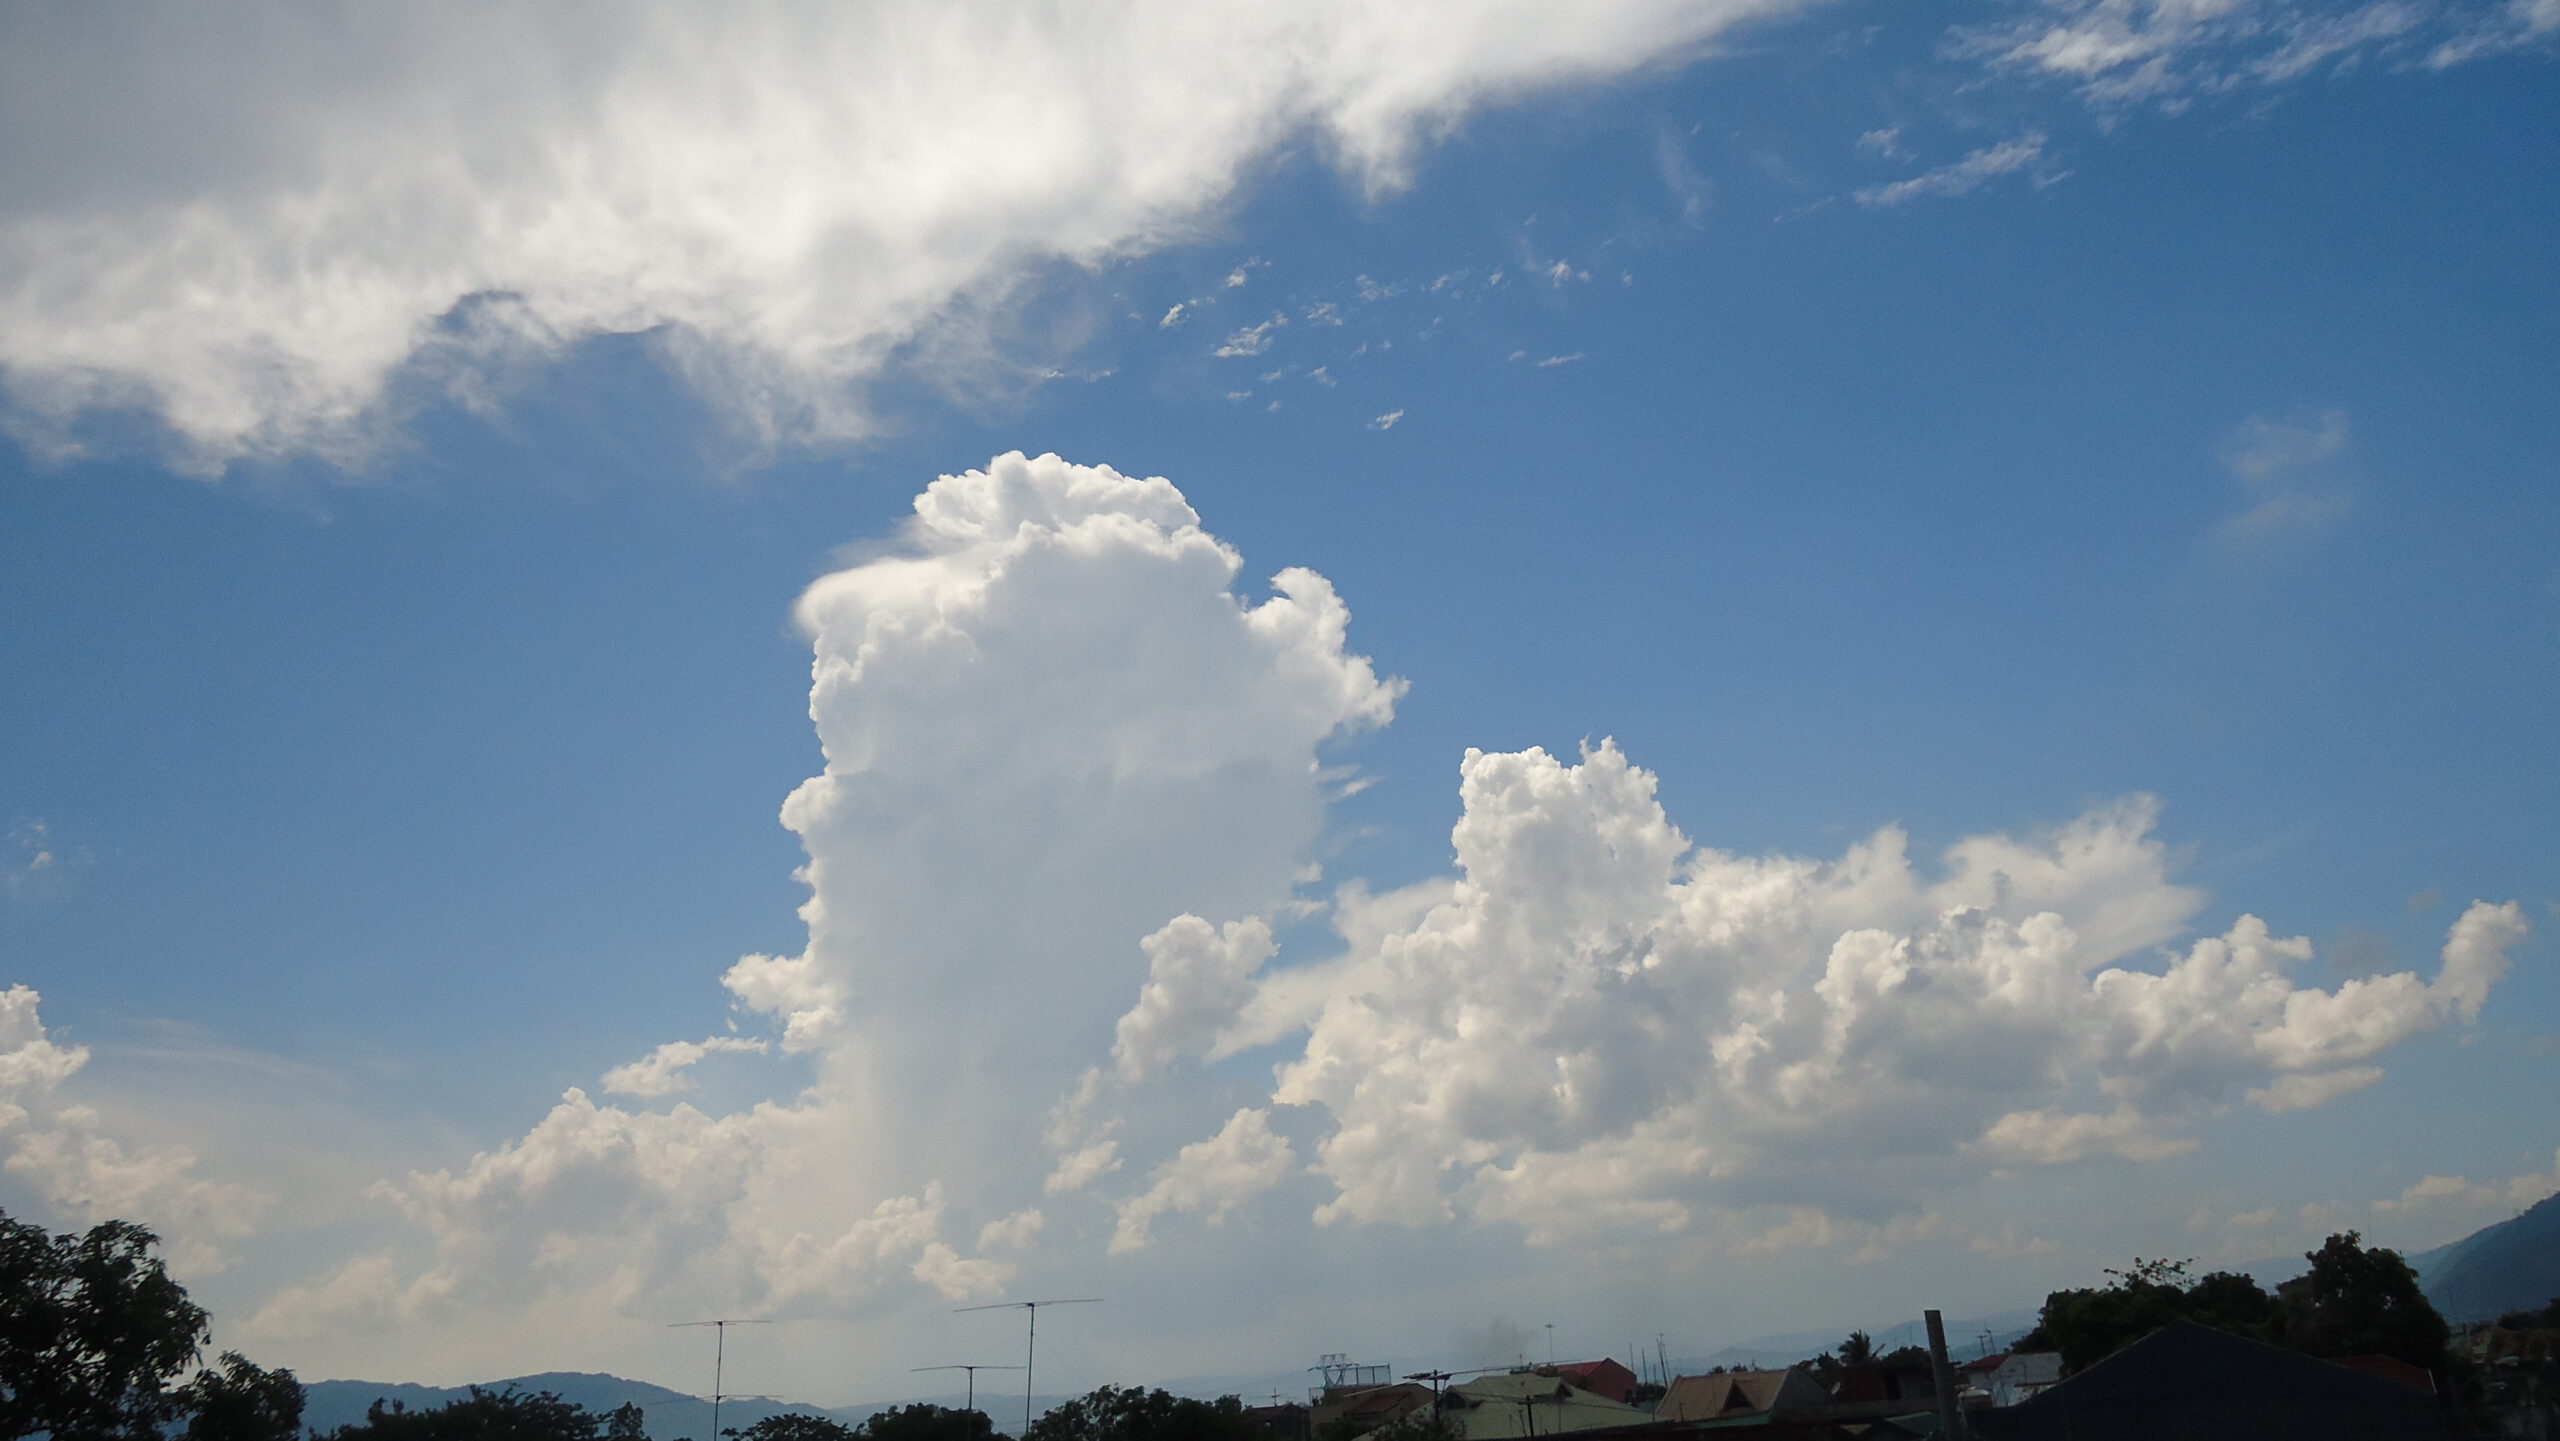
955,1297 -> 1100,1439
1544,1323 -> 1556,1367
911,1364 -> 1022,1418
1924,1309 -> 1966,1441
670,1319 -> 771,1441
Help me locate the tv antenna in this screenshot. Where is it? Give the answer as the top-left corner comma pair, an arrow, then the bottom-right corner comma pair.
910,1363 -> 1023,1418
669,1319 -> 771,1441
955,1297 -> 1101,1439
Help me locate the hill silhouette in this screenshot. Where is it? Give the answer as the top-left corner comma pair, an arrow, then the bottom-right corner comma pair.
2410,1187 -> 2560,1322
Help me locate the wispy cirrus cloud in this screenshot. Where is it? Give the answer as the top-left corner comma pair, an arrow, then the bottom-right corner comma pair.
1855,133 -> 2053,206
2213,407 -> 2357,543
1952,0 -> 2545,110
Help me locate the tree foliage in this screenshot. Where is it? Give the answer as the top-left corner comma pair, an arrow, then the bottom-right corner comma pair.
730,1417 -> 854,1441
178,1352 -> 305,1441
315,1387 -> 601,1441
1024,1385 -> 1264,1441
2031,1256 -> 2278,1374
1354,1405 -> 1460,1441
2495,1298 -> 2560,1331
2278,1230 -> 2452,1372
0,1211 -> 211,1441
858,1405 -> 996,1441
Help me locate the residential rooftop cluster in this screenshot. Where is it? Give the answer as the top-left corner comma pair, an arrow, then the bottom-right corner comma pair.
1253,1317 -> 2475,1441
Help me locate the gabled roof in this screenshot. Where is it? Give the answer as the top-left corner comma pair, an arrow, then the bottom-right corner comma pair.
1455,1373 -> 1572,1402
1657,1368 -> 1825,1422
1450,1377 -> 1650,1440
1342,1384 -> 1430,1419
2333,1353 -> 2434,1392
1553,1358 -> 1639,1402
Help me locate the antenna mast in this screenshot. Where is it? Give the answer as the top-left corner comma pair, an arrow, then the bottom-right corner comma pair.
910,1363 -> 1023,1418
670,1318 -> 771,1441
955,1297 -> 1101,1439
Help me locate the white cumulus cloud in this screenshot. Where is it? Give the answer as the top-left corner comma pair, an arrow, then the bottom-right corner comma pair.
599,1034 -> 771,1098
0,986 -> 267,1270
1113,916 -> 1277,1081
1110,1108 -> 1297,1254
1162,742 -> 2531,1243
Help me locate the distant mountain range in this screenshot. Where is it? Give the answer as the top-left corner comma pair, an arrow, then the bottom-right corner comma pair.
2411,1187 -> 2560,1322
300,1371 -> 933,1440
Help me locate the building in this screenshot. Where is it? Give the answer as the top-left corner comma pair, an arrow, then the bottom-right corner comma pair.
1655,1368 -> 1830,1425
1968,1321 -> 2448,1441
1447,1372 -> 1652,1438
1552,1359 -> 1641,1405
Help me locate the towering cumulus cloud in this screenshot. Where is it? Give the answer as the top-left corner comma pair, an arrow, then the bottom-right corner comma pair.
0,0 -> 1807,466
257,453 -> 1399,1335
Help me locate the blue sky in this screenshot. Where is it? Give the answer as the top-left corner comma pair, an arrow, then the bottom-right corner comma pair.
1,0 -> 2555,1409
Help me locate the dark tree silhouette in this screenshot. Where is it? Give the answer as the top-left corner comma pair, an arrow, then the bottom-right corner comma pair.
1352,1406 -> 1461,1441
2030,1256 -> 2277,1373
2494,1298 -> 2560,1331
177,1352 -> 304,1441
1024,1385 -> 1263,1441
0,1210 -> 210,1441
315,1387 -> 600,1441
733,1417 -> 855,1441
859,1405 -> 996,1441
1838,1331 -> 1875,1367
605,1403 -> 649,1441
2279,1230 -> 2452,1373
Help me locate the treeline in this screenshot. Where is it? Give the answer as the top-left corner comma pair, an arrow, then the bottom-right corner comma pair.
2017,1231 -> 2451,1375
0,1207 -> 1278,1441
315,1393 -> 998,1441
325,1388 -> 1268,1441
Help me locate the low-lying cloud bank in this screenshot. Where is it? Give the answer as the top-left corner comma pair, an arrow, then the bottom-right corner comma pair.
0,986 -> 267,1270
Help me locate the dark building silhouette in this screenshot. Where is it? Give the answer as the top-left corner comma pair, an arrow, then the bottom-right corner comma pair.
1969,1320 -> 2446,1441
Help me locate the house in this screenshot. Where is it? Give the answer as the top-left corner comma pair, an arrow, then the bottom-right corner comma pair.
1553,1358 -> 1642,1405
1448,1372 -> 1653,1438
1655,1368 -> 1830,1424
1832,1361 -> 1937,1408
1967,1321 -> 2448,1441
1959,1352 -> 2060,1407
1243,1400 -> 1310,1439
